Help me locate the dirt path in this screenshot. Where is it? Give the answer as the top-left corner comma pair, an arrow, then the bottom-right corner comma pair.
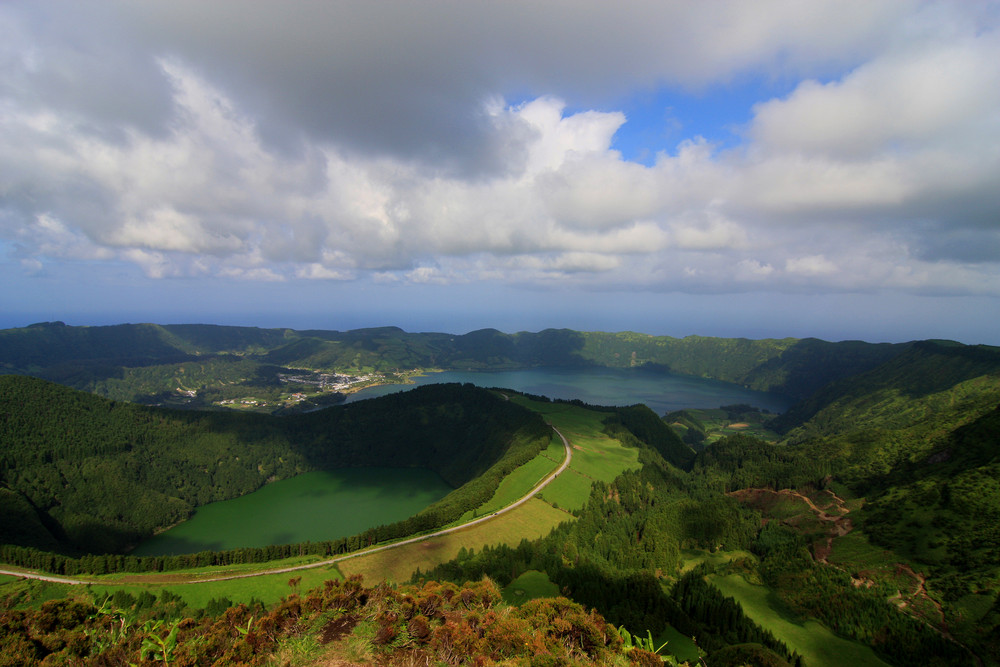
893,563 -> 948,629
0,425 -> 573,587
729,486 -> 979,661
728,487 -> 852,563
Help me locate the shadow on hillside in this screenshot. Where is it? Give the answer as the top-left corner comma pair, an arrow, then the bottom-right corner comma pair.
746,337 -> 905,401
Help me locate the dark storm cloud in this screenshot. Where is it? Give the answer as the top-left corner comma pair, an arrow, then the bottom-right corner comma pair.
92,0 -> 906,170
2,2 -> 173,141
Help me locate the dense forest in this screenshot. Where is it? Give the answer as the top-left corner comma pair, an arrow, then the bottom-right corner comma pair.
3,324 -> 1000,665
0,377 -> 550,555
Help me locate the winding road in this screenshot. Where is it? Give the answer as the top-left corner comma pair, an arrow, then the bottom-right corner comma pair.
0,425 -> 573,586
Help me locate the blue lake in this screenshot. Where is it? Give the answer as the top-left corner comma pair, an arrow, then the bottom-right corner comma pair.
345,366 -> 791,415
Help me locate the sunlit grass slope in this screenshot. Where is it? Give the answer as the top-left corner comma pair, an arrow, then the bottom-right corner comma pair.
709,573 -> 890,667
338,498 -> 568,583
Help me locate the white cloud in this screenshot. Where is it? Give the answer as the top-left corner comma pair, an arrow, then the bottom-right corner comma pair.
736,259 -> 775,280
121,249 -> 174,279
669,209 -> 749,251
2,1 -> 999,303
514,97 -> 625,175
294,263 -> 354,281
750,27 -> 1000,160
785,255 -> 839,276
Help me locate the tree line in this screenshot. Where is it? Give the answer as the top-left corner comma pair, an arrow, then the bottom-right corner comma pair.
0,377 -> 549,557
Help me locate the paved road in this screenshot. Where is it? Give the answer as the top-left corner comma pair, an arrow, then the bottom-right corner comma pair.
0,425 -> 572,586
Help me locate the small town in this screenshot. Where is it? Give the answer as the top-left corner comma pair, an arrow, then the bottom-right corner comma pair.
276,370 -> 380,392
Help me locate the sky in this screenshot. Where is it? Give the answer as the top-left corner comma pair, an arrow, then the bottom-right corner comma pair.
2,1 -> 999,344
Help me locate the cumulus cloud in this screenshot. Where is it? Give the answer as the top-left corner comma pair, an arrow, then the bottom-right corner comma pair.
1,0 -> 999,301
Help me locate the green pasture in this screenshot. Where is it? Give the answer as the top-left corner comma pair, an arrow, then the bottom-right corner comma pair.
667,407 -> 782,444
949,592 -> 997,637
473,447 -> 561,515
680,549 -> 756,574
827,530 -> 932,596
538,468 -> 594,511
538,435 -> 568,462
501,569 -> 560,605
708,573 -> 890,667
88,563 -> 343,609
828,531 -> 899,572
0,576 -> 75,610
656,625 -> 702,664
0,562 -> 343,613
81,554 -> 327,585
513,396 -> 642,482
340,498 -> 569,584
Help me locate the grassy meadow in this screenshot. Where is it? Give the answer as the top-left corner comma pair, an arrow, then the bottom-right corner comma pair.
88,563 -> 345,610
339,498 -> 570,583
501,569 -> 560,605
708,573 -> 890,667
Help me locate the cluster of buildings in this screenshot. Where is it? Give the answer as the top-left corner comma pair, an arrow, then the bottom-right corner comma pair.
277,370 -> 379,392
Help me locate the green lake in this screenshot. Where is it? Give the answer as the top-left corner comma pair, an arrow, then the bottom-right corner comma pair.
131,468 -> 452,556
134,367 -> 790,556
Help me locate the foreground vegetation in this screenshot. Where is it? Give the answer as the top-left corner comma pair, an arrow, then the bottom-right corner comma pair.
0,574 -> 660,666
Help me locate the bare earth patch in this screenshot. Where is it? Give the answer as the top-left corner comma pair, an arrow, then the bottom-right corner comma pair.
320,615 -> 358,644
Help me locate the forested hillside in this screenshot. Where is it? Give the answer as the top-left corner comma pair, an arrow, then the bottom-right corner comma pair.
0,377 -> 550,555
772,340 -> 1000,440
1,322 -> 912,406
578,333 -> 906,399
419,363 -> 1000,664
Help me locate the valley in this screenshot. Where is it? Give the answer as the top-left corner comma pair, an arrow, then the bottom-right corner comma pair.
1,323 -> 999,665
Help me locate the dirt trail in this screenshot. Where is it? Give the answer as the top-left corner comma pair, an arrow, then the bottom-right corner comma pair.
730,485 -> 977,660
894,563 -> 948,630
728,487 -> 851,563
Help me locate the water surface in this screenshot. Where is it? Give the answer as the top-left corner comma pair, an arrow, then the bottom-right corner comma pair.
346,366 -> 791,415
135,367 -> 788,555
132,468 -> 451,556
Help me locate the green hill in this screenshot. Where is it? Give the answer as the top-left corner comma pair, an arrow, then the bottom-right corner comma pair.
0,376 -> 549,555
0,322 -> 919,410
772,340 -> 1000,441
578,332 -> 906,399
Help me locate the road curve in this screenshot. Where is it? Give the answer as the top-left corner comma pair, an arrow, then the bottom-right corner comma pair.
0,425 -> 573,586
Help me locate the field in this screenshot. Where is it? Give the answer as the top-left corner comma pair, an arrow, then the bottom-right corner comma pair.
680,548 -> 756,574
467,436 -> 563,516
339,498 -> 570,583
1,555 -> 344,610
708,573 -> 890,667
538,468 -> 595,511
512,396 -> 641,479
667,407 -> 782,444
501,569 -> 560,605
89,563 -> 345,609
656,625 -> 702,664
0,576 -> 74,610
